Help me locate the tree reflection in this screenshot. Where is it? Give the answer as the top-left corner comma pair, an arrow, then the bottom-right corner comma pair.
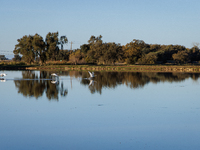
79,71 -> 200,94
14,70 -> 200,97
14,71 -> 68,100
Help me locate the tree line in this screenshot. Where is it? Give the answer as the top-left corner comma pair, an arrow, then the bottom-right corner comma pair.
13,33 -> 200,65
13,32 -> 69,64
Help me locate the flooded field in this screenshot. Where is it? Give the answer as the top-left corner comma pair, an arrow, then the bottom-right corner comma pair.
0,70 -> 200,150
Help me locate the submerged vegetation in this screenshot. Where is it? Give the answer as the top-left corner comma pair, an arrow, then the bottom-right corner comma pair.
8,32 -> 200,66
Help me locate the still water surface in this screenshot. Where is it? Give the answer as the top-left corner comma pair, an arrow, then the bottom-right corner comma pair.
0,70 -> 200,150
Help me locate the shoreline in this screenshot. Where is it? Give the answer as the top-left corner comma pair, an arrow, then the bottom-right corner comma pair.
1,64 -> 200,73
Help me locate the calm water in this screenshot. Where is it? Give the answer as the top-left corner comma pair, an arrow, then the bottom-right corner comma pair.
0,70 -> 200,150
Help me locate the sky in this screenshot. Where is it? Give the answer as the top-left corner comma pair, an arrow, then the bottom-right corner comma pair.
0,0 -> 200,58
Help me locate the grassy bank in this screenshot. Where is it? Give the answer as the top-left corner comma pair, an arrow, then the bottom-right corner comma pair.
1,61 -> 200,72
37,64 -> 200,73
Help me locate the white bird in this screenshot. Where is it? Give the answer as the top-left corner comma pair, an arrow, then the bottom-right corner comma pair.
51,73 -> 58,77
88,71 -> 95,78
0,73 -> 7,77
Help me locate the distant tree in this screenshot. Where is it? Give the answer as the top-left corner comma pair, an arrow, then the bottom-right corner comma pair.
100,43 -> 122,64
192,42 -> 200,48
13,54 -> 22,61
188,46 -> 200,62
172,51 -> 189,64
57,50 -> 70,61
149,44 -> 161,52
138,52 -> 158,64
13,35 -> 35,64
69,49 -> 85,64
157,45 -> 186,63
124,39 -> 148,64
45,32 -> 60,61
80,44 -> 90,54
13,34 -> 47,64
59,36 -> 68,50
86,35 -> 103,63
32,34 -> 46,63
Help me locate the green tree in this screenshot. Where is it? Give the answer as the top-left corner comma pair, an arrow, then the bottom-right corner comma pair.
80,44 -> 90,54
69,49 -> 85,64
45,32 -> 60,61
32,34 -> 46,63
124,39 -> 147,64
188,46 -> 200,62
14,34 -> 47,64
12,54 -> 22,61
138,52 -> 158,64
13,35 -> 35,64
172,51 -> 189,64
100,43 -> 123,64
59,36 -> 68,50
57,50 -> 70,61
86,35 -> 103,63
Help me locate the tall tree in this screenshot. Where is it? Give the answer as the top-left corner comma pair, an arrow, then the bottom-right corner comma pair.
124,39 -> 147,64
86,35 -> 103,63
172,51 -> 189,64
13,35 -> 35,64
45,32 -> 59,61
59,36 -> 68,50
101,43 -> 122,64
32,34 -> 46,63
12,54 -> 22,61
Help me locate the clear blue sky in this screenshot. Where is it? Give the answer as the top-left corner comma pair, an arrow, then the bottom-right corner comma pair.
0,0 -> 200,57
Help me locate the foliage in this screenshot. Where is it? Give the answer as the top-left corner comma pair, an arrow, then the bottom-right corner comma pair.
13,33 -> 200,65
13,35 -> 35,64
124,39 -> 149,64
12,54 -> 22,61
59,36 -> 68,50
69,49 -> 85,64
172,51 -> 189,64
138,52 -> 158,64
45,32 -> 60,61
13,32 -> 68,64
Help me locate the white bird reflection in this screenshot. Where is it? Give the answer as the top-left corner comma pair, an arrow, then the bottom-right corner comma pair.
89,79 -> 94,86
51,80 -> 59,84
0,78 -> 6,82
51,73 -> 60,84
82,71 -> 97,86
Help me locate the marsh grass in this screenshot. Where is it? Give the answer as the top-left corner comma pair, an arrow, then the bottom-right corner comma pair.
1,60 -> 200,72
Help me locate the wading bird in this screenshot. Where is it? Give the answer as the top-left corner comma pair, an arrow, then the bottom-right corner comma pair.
0,73 -> 7,77
51,73 -> 58,77
88,71 -> 95,78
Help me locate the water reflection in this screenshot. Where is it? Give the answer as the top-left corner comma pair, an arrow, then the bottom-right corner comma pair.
14,71 -> 68,100
80,71 -> 200,94
12,71 -> 200,99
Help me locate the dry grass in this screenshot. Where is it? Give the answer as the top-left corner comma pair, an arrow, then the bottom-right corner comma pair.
1,60 -> 200,73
